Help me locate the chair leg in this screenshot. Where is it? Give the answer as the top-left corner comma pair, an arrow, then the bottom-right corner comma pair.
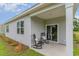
32,44 -> 42,49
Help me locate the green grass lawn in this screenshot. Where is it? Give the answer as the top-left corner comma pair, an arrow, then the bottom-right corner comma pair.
73,31 -> 79,56
0,36 -> 43,56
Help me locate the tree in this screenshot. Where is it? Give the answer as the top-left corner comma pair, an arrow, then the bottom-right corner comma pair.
73,18 -> 79,31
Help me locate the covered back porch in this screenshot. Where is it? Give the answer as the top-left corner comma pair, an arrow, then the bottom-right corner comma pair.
31,4 -> 66,56
30,3 -> 77,56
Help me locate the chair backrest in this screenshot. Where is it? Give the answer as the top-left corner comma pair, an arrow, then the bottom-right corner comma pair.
41,32 -> 45,36
33,34 -> 36,39
32,34 -> 37,45
41,32 -> 46,40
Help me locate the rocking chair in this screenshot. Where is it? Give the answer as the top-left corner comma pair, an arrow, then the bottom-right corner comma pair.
41,32 -> 49,44
32,34 -> 42,49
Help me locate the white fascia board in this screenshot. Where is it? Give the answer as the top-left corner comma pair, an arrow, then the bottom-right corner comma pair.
30,4 -> 65,17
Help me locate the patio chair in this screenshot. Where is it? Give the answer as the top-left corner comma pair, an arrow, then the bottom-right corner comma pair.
41,32 -> 49,44
32,34 -> 42,49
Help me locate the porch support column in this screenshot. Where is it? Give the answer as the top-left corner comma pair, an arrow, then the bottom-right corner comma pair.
65,4 -> 73,56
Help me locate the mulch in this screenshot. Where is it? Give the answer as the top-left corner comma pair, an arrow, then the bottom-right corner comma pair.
0,35 -> 29,54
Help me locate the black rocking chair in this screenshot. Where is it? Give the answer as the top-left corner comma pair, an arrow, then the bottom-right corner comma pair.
32,34 -> 42,49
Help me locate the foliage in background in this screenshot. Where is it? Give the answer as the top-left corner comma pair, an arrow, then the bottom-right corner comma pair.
73,18 -> 79,31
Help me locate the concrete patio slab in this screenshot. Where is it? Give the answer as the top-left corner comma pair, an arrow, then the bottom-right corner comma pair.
32,41 -> 66,56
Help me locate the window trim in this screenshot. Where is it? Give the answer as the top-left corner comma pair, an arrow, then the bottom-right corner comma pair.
6,25 -> 9,33
17,21 -> 24,34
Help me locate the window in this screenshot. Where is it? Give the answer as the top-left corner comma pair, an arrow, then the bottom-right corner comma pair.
17,21 -> 24,34
6,25 -> 9,32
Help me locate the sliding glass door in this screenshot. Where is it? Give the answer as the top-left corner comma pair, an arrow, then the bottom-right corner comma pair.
47,25 -> 58,42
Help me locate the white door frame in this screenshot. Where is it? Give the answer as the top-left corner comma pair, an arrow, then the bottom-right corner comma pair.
45,24 -> 59,43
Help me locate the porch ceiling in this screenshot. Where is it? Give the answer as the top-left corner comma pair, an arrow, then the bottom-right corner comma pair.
35,5 -> 65,20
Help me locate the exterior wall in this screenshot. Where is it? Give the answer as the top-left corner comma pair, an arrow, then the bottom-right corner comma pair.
0,25 -> 5,35
5,16 -> 66,47
5,16 -> 31,47
45,16 -> 66,44
31,17 -> 45,40
24,16 -> 32,47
